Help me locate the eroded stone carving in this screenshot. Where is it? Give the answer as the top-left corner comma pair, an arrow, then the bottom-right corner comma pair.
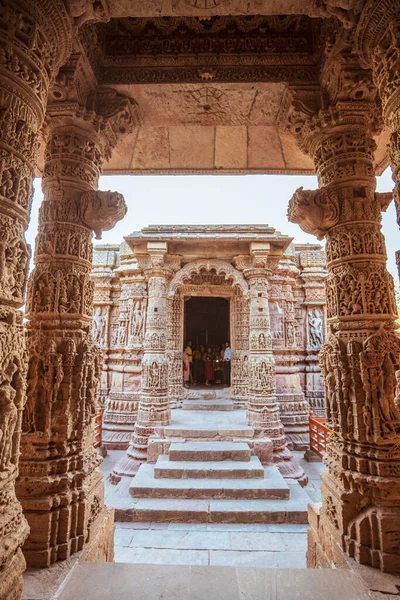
0,0 -> 73,595
288,94 -> 400,574
81,190 -> 127,239
18,64 -> 130,567
308,309 -> 324,349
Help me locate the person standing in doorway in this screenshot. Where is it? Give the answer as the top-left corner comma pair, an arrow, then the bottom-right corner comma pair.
203,346 -> 214,386
183,347 -> 190,388
192,345 -> 203,385
184,340 -> 193,383
223,341 -> 231,386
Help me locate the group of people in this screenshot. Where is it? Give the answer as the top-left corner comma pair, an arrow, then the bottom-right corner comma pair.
183,341 -> 231,387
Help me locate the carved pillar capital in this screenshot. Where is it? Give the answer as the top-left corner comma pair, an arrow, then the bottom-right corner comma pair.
80,190 -> 127,239
288,186 -> 340,239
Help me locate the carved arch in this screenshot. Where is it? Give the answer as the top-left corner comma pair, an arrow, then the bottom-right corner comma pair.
168,259 -> 248,297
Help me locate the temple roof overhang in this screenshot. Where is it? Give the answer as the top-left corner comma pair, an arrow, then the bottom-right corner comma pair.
124,223 -> 293,262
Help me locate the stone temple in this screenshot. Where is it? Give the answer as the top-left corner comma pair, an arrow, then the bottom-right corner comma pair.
1,0 -> 400,598
92,225 -> 326,459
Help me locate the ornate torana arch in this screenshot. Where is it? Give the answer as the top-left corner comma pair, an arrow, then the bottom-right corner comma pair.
166,260 -> 249,407
168,259 -> 249,297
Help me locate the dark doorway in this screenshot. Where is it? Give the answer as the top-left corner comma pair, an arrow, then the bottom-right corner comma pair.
184,297 -> 230,347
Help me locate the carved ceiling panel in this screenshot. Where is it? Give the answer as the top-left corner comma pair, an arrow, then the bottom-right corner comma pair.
104,0 -> 319,19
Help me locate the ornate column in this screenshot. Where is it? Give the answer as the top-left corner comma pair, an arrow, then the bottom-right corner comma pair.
244,243 -> 307,485
230,286 -> 250,408
91,245 -> 120,399
0,1 -> 72,596
355,1 -> 400,280
101,246 -> 146,450
17,82 -> 137,566
288,100 -> 400,573
111,246 -> 172,482
295,246 -> 327,419
271,247 -> 310,450
167,293 -> 185,409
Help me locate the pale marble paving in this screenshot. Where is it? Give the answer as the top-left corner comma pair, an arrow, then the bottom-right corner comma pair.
113,523 -> 309,567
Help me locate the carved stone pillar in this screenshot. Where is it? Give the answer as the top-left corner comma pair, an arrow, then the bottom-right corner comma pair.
244,244 -> 307,485
111,249 -> 172,482
0,1 -> 72,595
91,245 -> 120,400
355,1 -> 400,280
245,270 -> 280,429
167,293 -> 185,409
296,246 -> 327,418
101,247 -> 146,450
230,287 -> 250,407
288,103 -> 400,574
17,86 -> 135,565
272,248 -> 310,450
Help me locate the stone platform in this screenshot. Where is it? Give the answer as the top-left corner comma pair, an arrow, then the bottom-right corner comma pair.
101,446 -> 325,569
55,563 -> 373,600
109,409 -> 310,524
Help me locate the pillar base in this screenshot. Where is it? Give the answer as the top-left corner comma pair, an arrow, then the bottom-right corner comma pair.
0,549 -> 25,600
307,503 -> 400,594
304,448 -> 323,463
110,452 -> 144,484
21,471 -> 110,568
274,448 -> 308,487
23,507 -> 115,600
284,430 -> 310,451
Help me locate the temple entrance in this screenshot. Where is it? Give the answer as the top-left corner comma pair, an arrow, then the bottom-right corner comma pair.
184,296 -> 230,386
184,297 -> 230,347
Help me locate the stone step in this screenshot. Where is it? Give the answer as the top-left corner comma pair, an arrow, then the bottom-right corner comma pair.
186,388 -> 231,400
115,482 -> 310,524
162,425 -> 254,440
169,441 -> 251,462
130,464 -> 289,500
154,455 -> 265,479
56,563 -> 374,600
182,399 -> 234,411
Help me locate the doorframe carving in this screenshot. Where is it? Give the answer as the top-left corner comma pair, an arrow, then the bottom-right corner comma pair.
166,260 -> 249,406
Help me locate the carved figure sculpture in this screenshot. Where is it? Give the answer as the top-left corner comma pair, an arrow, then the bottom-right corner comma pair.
93,306 -> 106,344
308,309 -> 323,348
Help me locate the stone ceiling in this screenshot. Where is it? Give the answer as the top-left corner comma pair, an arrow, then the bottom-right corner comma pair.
37,4 -> 390,175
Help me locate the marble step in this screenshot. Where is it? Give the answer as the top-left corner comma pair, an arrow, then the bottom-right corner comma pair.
182,399 -> 234,411
169,441 -> 251,462
154,455 -> 265,479
161,424 -> 254,440
116,482 -> 309,524
130,464 -> 289,500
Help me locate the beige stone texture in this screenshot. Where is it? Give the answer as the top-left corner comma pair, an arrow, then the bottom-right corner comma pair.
215,126 -> 247,170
